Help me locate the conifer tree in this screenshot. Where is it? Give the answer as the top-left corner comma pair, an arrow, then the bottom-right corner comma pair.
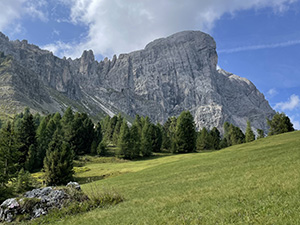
17,109 -> 37,171
245,121 -> 255,142
117,121 -> 132,158
36,115 -> 51,169
267,112 -> 294,135
141,118 -> 153,157
44,128 -> 74,185
130,123 -> 141,158
152,123 -> 163,152
257,129 -> 265,139
91,122 -> 102,155
97,141 -> 107,156
209,127 -> 221,150
112,114 -> 123,145
0,122 -> 20,186
175,111 -> 196,153
104,115 -> 118,142
196,127 -> 210,151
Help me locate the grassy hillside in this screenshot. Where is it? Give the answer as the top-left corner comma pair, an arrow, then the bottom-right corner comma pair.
38,131 -> 300,224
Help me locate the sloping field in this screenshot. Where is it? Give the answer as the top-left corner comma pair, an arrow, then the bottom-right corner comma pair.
54,131 -> 300,224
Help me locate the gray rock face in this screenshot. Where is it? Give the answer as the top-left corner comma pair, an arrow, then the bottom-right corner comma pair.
0,30 -> 275,132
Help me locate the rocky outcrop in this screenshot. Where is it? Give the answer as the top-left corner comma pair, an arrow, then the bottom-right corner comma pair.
0,182 -> 86,223
0,31 -> 275,132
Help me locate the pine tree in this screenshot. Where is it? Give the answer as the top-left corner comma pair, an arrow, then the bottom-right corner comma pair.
97,141 -> 107,156
267,112 -> 294,135
112,114 -> 123,145
257,129 -> 265,139
141,119 -> 153,157
196,127 -> 210,151
17,109 -> 38,171
91,122 -> 103,155
104,115 -> 118,142
117,121 -> 132,158
0,122 -> 20,185
152,123 -> 163,153
175,111 -> 196,153
36,115 -> 51,169
209,127 -> 221,150
130,123 -> 141,159
44,128 -> 74,186
245,121 -> 255,142
162,117 -> 177,152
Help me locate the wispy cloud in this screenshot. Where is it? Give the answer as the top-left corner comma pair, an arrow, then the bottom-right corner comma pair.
267,88 -> 278,98
275,94 -> 300,111
218,39 -> 300,54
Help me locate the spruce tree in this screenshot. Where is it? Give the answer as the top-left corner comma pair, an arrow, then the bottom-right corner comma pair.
112,114 -> 123,145
257,129 -> 265,139
44,128 -> 74,185
210,127 -> 221,150
130,123 -> 141,158
267,112 -> 294,135
36,115 -> 51,169
141,118 -> 153,157
0,122 -> 20,185
17,109 -> 38,171
245,121 -> 255,142
97,141 -> 107,156
175,111 -> 196,153
196,127 -> 210,151
117,121 -> 132,158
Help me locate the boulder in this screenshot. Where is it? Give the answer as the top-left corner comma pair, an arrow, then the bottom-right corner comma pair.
0,183 -> 86,223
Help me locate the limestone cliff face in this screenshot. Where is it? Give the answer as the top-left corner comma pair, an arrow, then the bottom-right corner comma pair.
0,31 -> 275,132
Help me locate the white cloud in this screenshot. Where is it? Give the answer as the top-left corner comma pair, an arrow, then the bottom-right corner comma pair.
0,0 -> 48,31
275,94 -> 300,111
267,88 -> 278,98
292,119 -> 300,130
55,0 -> 297,58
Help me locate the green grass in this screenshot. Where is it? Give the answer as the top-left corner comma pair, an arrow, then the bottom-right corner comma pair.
41,131 -> 300,224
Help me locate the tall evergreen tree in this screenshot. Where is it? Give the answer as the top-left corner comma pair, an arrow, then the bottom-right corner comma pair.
104,115 -> 118,142
267,112 -> 294,135
17,109 -> 38,171
141,118 -> 153,157
44,128 -> 74,185
257,129 -> 265,139
210,127 -> 221,150
130,123 -> 141,158
196,127 -> 210,151
0,122 -> 20,186
163,116 -> 177,153
245,121 -> 255,142
117,121 -> 132,158
112,114 -> 123,145
175,111 -> 196,153
91,122 -> 103,155
36,116 -> 51,169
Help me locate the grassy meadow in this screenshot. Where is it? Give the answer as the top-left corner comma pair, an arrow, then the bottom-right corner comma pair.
33,131 -> 300,224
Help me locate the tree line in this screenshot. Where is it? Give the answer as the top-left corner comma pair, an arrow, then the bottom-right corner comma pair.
0,107 -> 294,202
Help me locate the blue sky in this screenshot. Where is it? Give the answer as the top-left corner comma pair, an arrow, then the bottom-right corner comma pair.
0,0 -> 299,129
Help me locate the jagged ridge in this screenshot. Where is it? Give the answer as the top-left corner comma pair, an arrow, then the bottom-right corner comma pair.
0,31 -> 275,132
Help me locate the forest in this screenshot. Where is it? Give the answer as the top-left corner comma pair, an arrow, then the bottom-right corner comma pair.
0,107 -> 294,203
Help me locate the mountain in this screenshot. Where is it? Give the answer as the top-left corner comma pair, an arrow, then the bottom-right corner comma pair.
0,31 -> 275,132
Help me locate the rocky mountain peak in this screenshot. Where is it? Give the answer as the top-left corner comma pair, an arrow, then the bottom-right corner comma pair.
0,31 -> 275,133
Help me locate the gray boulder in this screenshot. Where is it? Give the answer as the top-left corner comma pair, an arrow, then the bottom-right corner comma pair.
0,183 -> 86,223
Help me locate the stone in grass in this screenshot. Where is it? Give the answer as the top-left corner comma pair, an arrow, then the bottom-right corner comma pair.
0,182 -> 85,223
66,181 -> 81,191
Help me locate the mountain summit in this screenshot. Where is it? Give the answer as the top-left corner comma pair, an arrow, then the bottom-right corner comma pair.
0,31 -> 275,132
